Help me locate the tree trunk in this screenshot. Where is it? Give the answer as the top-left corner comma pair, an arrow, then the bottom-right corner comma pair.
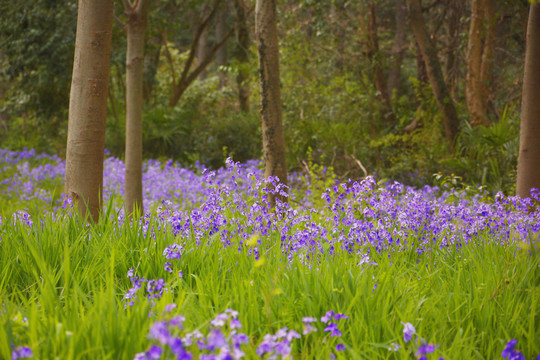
444,0 -> 464,96
387,0 -> 407,99
466,0 -> 496,126
407,0 -> 460,151
198,4 -> 210,81
233,0 -> 250,112
65,0 -> 114,222
516,4 -> 540,200
124,0 -> 149,219
216,0 -> 229,87
255,0 -> 288,205
366,2 -> 394,123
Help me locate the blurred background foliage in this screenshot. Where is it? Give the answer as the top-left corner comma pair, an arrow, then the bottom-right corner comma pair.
0,0 -> 528,194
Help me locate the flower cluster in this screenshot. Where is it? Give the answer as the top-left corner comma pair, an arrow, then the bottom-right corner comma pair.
135,308 -> 248,360
137,309 -> 349,360
123,269 -> 168,307
11,345 -> 33,359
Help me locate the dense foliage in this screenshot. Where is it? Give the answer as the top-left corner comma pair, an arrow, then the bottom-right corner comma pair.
0,0 -> 529,194
1,149 -> 539,359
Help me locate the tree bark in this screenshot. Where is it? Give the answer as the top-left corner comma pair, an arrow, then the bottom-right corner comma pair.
65,0 -> 114,222
216,0 -> 229,87
516,4 -> 540,200
255,0 -> 288,205
124,0 -> 149,219
407,0 -> 460,151
197,5 -> 210,81
466,0 -> 496,126
387,0 -> 407,99
233,0 -> 251,112
444,0 -> 464,96
366,2 -> 394,123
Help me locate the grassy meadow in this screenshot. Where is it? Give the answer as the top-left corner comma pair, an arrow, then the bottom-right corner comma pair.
1,148 -> 539,359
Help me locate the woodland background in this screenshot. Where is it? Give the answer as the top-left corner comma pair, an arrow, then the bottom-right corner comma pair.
0,0 -> 530,194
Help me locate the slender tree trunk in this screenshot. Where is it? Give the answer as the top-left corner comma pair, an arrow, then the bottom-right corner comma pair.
198,4 -> 210,81
366,2 -> 394,123
167,0 -> 234,107
124,0 -> 149,218
255,0 -> 288,205
387,0 -> 407,99
444,0 -> 464,96
516,4 -> 540,199
466,0 -> 496,126
216,0 -> 229,87
234,0 -> 250,112
65,0 -> 114,222
407,0 -> 460,151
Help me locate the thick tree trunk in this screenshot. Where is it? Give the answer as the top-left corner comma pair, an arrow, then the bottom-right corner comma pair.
407,0 -> 460,151
234,0 -> 251,112
466,0 -> 496,126
124,0 -> 149,218
387,0 -> 407,99
516,4 -> 540,199
216,0 -> 229,87
255,0 -> 288,205
65,0 -> 114,222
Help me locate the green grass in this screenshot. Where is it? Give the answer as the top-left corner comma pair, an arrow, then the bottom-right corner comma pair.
1,209 -> 539,359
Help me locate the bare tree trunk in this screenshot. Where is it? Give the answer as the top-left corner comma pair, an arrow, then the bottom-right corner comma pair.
466,0 -> 496,126
444,0 -> 464,96
407,0 -> 460,151
366,2 -> 394,123
198,5 -> 209,81
233,0 -> 251,112
124,0 -> 149,219
65,0 -> 114,222
216,0 -> 229,87
516,4 -> 540,200
387,0 -> 407,99
255,0 -> 288,206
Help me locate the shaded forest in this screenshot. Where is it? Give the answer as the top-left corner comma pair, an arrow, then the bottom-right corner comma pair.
0,0 -> 532,193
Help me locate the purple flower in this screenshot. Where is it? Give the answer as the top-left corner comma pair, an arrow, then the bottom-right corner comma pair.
11,346 -> 33,359
163,243 -> 183,260
334,314 -> 349,321
206,329 -> 227,351
274,341 -> 291,356
303,323 -> 317,335
302,317 -> 317,323
149,321 -> 171,345
230,318 -> 242,329
401,322 -> 416,343
502,339 -> 525,360
416,343 -> 436,356
164,262 -> 172,273
170,315 -> 186,329
232,333 -> 249,347
336,343 -> 345,351
321,310 -> 335,323
324,323 -> 342,337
